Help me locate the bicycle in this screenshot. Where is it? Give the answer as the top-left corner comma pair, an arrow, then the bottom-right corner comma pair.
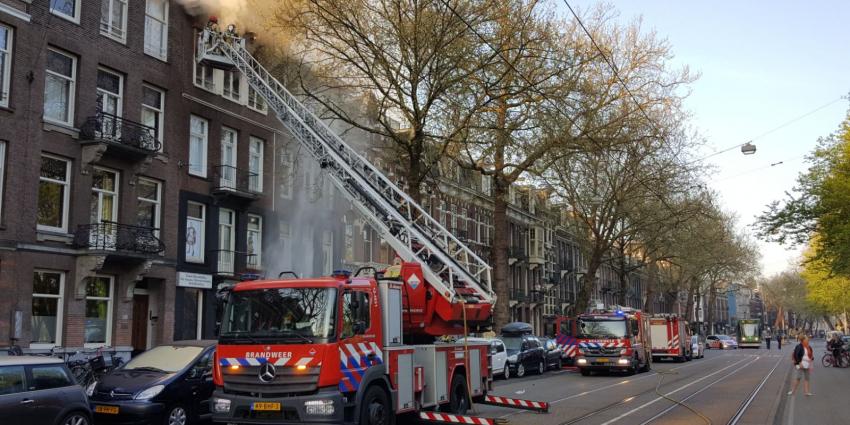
821,350 -> 850,368
70,346 -> 125,387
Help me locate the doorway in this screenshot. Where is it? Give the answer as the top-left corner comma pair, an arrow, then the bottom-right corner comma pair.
131,294 -> 149,355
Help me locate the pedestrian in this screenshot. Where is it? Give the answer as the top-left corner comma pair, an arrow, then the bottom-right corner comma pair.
788,335 -> 814,397
776,332 -> 782,350
765,329 -> 772,349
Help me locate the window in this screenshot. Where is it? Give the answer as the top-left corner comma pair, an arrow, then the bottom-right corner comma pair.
247,214 -> 262,269
188,115 -> 208,177
50,0 -> 80,22
362,224 -> 373,262
219,127 -> 237,189
186,202 -> 205,263
0,366 -> 25,395
32,271 -> 64,348
217,208 -> 235,274
322,230 -> 333,274
222,70 -> 241,101
85,276 -> 113,347
194,61 -> 214,91
248,137 -> 263,192
0,141 -> 5,216
37,155 -> 71,232
43,49 -> 76,126
180,288 -> 203,340
141,85 -> 164,150
278,149 -> 294,199
0,25 -> 11,108
136,178 -> 161,235
144,0 -> 168,60
342,291 -> 370,338
97,68 -> 123,118
30,365 -> 73,390
90,168 -> 118,225
100,0 -> 128,42
247,86 -> 266,113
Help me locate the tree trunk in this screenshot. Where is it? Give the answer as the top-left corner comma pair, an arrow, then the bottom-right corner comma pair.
643,261 -> 658,314
617,244 -> 628,306
575,256 -> 602,314
706,283 -> 717,334
491,181 -> 510,331
405,136 -> 424,206
685,279 -> 697,322
823,315 -> 835,331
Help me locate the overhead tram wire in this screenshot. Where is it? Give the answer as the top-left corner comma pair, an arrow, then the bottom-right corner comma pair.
688,94 -> 847,165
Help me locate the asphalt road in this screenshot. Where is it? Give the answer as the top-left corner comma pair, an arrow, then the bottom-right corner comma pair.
451,346 -> 794,425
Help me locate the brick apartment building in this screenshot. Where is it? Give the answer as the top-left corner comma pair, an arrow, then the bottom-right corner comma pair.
0,0 -> 671,355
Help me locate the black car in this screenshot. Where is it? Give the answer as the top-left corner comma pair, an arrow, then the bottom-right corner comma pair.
0,356 -> 91,425
501,322 -> 546,377
541,338 -> 563,370
88,340 -> 216,425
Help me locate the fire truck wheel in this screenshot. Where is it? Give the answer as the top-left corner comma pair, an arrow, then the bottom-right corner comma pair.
503,364 -> 510,380
580,369 -> 591,376
360,385 -> 394,425
448,374 -> 470,415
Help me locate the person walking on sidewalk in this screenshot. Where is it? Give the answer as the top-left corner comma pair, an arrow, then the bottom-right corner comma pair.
777,332 -> 783,350
788,335 -> 814,396
765,329 -> 772,349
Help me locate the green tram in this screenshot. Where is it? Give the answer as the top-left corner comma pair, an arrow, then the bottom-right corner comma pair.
736,319 -> 762,348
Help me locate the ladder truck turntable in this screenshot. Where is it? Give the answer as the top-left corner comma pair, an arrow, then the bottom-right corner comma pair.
197,24 -> 548,425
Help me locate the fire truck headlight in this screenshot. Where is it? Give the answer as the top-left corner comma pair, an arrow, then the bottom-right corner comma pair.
305,399 -> 335,416
213,397 -> 232,413
576,358 -> 587,365
617,358 -> 630,365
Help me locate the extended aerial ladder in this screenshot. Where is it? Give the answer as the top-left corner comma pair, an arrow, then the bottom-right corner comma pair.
196,27 -> 494,311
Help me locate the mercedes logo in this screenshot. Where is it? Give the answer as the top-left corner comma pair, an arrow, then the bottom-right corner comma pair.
258,362 -> 276,383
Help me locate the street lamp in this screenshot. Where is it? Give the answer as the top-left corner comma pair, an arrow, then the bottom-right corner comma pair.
741,142 -> 757,155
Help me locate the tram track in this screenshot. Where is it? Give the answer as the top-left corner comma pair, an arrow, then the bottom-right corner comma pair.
557,355 -> 755,425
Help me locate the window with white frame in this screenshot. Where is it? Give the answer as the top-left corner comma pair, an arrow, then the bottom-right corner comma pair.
97,68 -> 123,117
144,0 -> 168,60
189,115 -> 208,177
222,70 -> 241,102
247,86 -> 267,113
185,202 -> 205,263
31,270 -> 65,348
0,25 -> 12,108
50,0 -> 80,23
278,148 -> 294,199
43,49 -> 76,126
141,85 -> 164,150
85,276 -> 113,347
218,208 -> 235,274
247,214 -> 262,269
0,141 -> 5,217
100,0 -> 128,42
136,178 -> 161,235
249,137 -> 264,193
37,155 -> 71,232
193,43 -> 215,91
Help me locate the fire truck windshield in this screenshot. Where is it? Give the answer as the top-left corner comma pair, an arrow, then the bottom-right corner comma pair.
220,288 -> 337,343
577,319 -> 627,339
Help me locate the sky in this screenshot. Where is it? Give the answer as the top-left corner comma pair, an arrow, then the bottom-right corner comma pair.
563,1 -> 850,277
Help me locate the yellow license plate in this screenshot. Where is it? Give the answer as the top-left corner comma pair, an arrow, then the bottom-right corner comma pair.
252,402 -> 281,411
95,405 -> 119,414
596,358 -> 609,363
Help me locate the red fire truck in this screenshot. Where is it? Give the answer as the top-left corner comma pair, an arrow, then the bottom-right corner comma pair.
572,308 -> 652,376
649,315 -> 693,362
197,26 -> 549,425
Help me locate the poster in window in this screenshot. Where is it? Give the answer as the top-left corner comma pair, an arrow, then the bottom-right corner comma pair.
186,219 -> 203,261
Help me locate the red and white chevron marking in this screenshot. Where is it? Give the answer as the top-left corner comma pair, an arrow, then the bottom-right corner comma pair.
419,412 -> 496,425
484,395 -> 549,411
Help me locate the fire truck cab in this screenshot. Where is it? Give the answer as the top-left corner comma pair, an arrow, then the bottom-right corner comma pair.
573,308 -> 652,376
211,265 -> 492,425
649,315 -> 693,362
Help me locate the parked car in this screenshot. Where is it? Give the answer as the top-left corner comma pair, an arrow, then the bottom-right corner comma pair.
0,356 -> 92,425
88,340 -> 216,425
542,338 -> 563,370
500,322 -> 546,377
706,335 -> 737,350
458,337 -> 509,379
691,335 -> 706,359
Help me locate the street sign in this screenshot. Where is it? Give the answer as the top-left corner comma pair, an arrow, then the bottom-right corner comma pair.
178,272 -> 213,289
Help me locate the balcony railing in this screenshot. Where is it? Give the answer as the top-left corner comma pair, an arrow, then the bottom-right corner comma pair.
212,250 -> 257,276
212,165 -> 261,199
73,222 -> 164,255
510,288 -> 529,303
80,112 -> 161,153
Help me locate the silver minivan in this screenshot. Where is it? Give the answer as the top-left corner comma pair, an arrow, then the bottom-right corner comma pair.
0,356 -> 91,425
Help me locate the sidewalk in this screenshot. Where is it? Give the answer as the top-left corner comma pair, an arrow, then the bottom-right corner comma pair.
775,344 -> 849,424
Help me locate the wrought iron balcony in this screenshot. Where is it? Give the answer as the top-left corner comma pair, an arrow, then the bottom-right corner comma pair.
212,165 -> 262,201
510,288 -> 530,303
73,222 -> 164,255
79,112 -> 161,157
212,250 -> 258,276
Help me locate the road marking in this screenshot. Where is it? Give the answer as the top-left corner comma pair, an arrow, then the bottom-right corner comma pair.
599,356 -> 758,425
639,355 -> 777,424
495,353 -> 734,419
727,355 -> 784,425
